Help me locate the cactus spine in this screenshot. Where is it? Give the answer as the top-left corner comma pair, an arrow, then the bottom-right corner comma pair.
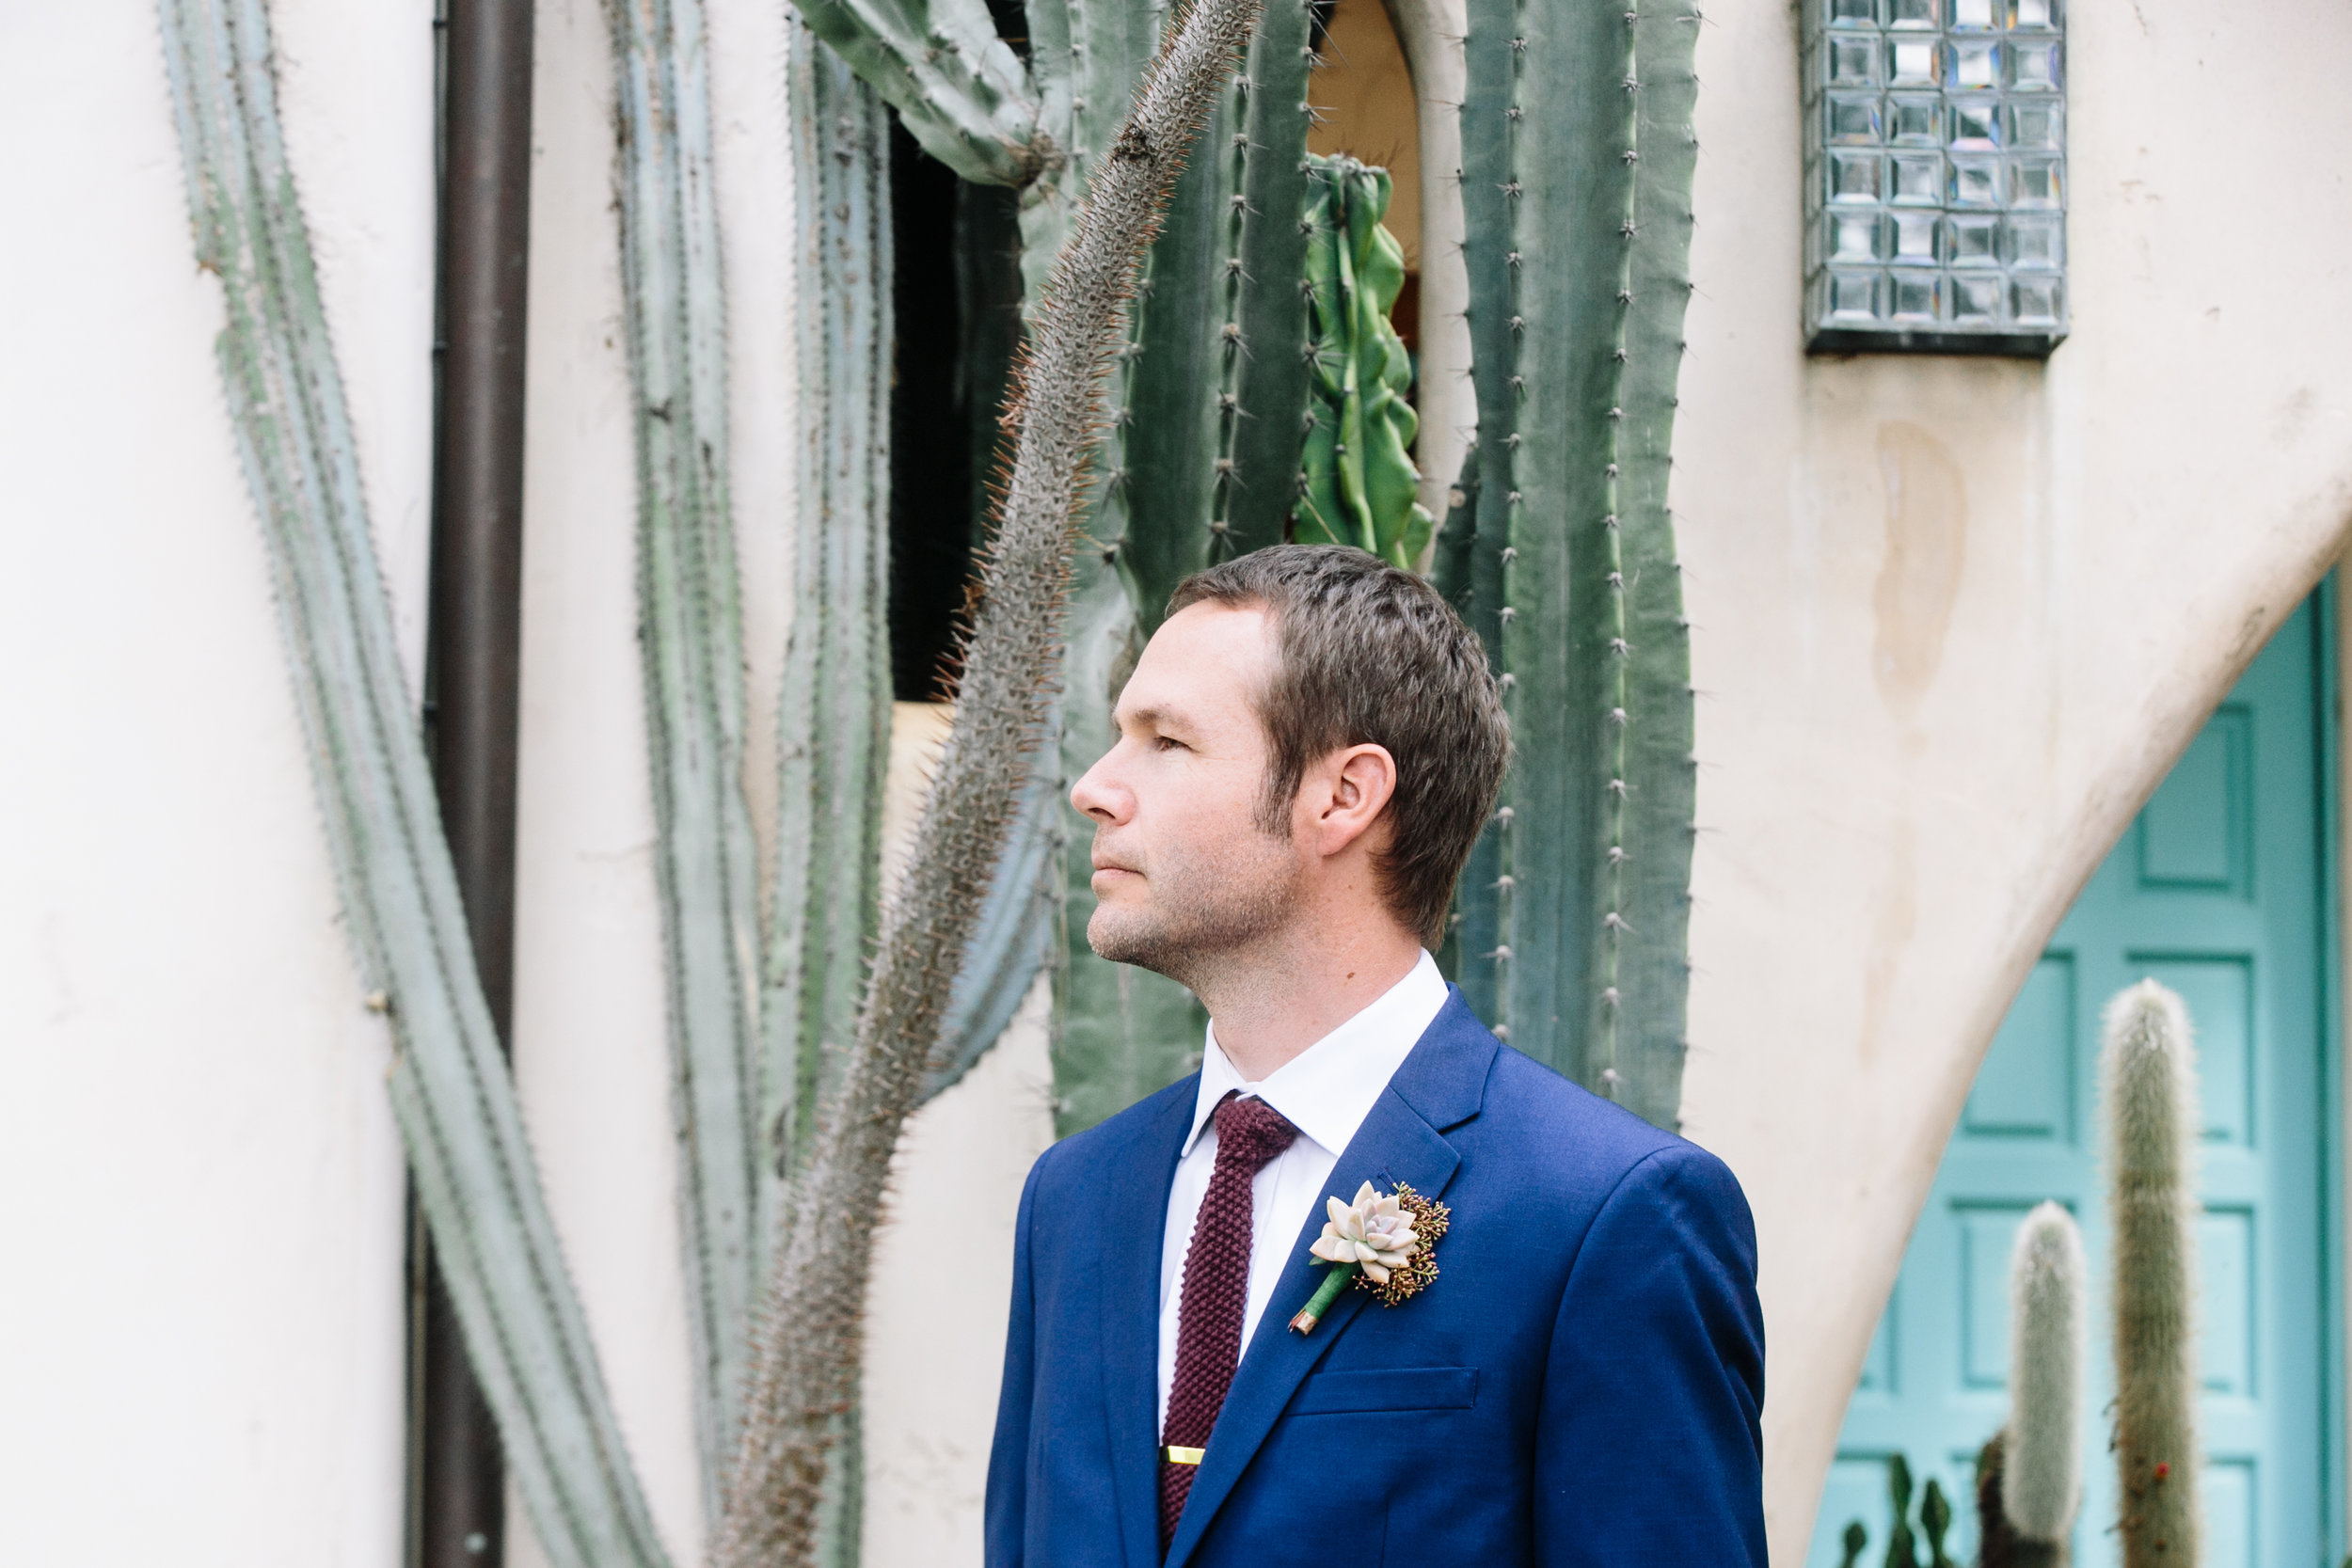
1445,0 -> 1703,1126
156,2 -> 672,1562
1295,154 -> 1431,568
717,3 -> 1269,1559
1993,1201 -> 2085,1561
2103,980 -> 2203,1567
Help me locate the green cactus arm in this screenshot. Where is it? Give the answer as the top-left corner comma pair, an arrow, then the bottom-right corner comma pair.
1106,90 -> 1235,629
1295,163 -> 1367,550
1104,0 -> 1322,630
927,744 -> 1065,1099
1605,0 -> 1703,1126
1430,451 -> 1501,986
1026,0 -> 1170,198
608,0 -> 774,1510
1439,7 -> 1518,1022
1350,182 -> 1430,567
1052,551 -> 1208,1136
1215,0 -> 1323,554
764,37 -> 892,1562
790,0 -> 1048,187
1295,156 -> 1427,567
1489,0 -> 1634,1092
719,0 -> 1267,1555
770,26 -> 896,1178
1447,0 -> 1697,1129
156,3 -> 670,1562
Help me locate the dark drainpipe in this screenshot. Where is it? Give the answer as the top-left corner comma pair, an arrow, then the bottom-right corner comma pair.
416,2 -> 533,1565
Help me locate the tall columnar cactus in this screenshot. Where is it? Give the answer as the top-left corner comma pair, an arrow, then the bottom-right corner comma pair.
2102,980 -> 2203,1567
1979,1201 -> 2085,1565
771,24 -> 895,1184
1295,154 -> 1432,568
606,0 -> 777,1508
764,31 -> 897,1561
156,3 -> 671,1563
1441,0 -> 1703,1128
715,3 -> 1269,1560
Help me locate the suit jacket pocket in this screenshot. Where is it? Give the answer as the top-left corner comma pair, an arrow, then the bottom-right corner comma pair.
1287,1366 -> 1478,1416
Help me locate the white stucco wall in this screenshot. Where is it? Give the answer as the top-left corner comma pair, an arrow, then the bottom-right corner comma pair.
1671,0 -> 2352,1558
0,2 -> 433,1563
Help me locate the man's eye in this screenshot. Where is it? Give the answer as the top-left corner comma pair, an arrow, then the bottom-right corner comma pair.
1152,736 -> 1187,752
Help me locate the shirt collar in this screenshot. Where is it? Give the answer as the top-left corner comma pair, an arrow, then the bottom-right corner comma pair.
1182,949 -> 1450,1160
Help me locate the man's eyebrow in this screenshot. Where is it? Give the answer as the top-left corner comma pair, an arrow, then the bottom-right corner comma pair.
1120,703 -> 1190,734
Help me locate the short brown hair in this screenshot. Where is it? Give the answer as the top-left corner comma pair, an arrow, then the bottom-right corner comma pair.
1167,544 -> 1511,944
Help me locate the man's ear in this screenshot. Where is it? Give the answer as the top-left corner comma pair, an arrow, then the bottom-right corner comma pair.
1309,742 -> 1398,858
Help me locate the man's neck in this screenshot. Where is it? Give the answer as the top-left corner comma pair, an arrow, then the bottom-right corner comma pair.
1195,922 -> 1426,1082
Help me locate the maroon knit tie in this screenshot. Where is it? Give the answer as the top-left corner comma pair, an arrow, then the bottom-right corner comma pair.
1159,1091 -> 1299,1550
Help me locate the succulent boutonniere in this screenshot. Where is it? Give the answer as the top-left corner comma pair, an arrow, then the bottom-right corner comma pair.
1287,1180 -> 1450,1334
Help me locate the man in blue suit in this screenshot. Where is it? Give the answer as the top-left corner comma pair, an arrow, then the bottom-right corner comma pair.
986,546 -> 1765,1566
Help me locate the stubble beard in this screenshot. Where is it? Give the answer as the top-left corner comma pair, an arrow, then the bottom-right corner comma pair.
1086,829 -> 1303,992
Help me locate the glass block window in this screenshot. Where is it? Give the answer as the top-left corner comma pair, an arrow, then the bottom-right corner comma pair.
1803,0 -> 2068,355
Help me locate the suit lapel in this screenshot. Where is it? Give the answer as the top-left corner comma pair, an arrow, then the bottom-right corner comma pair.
1098,1081 -> 1197,1568
1161,997 -> 1498,1568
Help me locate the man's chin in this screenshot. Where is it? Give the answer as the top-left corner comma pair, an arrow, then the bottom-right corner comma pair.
1085,908 -> 1179,975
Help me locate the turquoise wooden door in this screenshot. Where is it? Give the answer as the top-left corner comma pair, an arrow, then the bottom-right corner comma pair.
1807,598 -> 2336,1568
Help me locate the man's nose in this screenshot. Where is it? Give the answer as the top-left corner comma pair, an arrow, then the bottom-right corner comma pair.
1069,747 -> 1129,825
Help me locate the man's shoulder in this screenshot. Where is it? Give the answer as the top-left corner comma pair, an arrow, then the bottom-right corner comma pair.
1457,1028 -> 1747,1222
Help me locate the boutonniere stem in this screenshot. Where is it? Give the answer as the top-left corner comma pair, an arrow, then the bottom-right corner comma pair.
1289,1263 -> 1358,1334
1289,1180 -> 1450,1334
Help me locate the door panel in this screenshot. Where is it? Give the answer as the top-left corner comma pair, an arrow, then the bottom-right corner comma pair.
1806,600 -> 2331,1567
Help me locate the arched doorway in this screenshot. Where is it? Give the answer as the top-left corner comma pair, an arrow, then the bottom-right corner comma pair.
1809,591 -> 2341,1566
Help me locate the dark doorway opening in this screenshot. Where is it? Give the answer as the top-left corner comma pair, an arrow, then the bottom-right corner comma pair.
885,129 -> 1025,702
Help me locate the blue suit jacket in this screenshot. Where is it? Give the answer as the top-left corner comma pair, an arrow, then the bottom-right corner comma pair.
985,990 -> 1766,1567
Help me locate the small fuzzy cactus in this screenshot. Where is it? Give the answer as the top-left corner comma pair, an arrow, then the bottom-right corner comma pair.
2102,980 -> 2203,1567
2002,1201 -> 2086,1555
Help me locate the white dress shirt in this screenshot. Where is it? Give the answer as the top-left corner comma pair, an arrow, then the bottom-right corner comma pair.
1155,949 -> 1450,1431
